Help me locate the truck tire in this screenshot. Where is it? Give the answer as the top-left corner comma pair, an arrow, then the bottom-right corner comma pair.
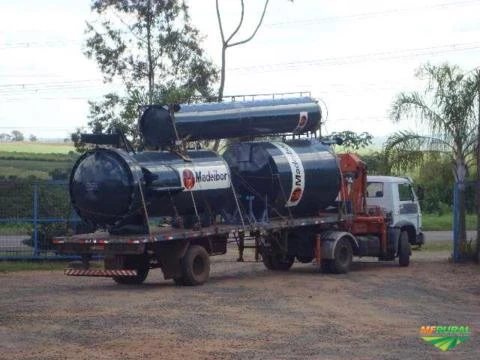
325,237 -> 353,274
262,254 -> 294,271
112,255 -> 149,285
181,245 -> 210,286
398,231 -> 411,267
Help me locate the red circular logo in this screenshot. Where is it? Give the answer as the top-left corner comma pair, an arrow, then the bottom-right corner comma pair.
290,187 -> 303,202
182,169 -> 195,190
299,114 -> 308,127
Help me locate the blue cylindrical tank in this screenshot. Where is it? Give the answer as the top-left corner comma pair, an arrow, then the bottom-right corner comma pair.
70,148 -> 233,230
222,139 -> 341,219
139,97 -> 321,147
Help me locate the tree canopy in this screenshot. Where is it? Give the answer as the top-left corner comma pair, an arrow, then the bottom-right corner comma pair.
385,63 -> 479,258
76,0 -> 218,149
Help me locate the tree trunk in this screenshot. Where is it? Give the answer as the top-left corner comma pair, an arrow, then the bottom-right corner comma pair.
213,45 -> 227,152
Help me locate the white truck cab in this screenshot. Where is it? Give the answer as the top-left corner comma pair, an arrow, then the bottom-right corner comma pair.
366,175 -> 425,246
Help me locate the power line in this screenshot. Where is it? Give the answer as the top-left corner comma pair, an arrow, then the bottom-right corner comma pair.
0,79 -> 101,88
265,0 -> 480,28
230,42 -> 480,73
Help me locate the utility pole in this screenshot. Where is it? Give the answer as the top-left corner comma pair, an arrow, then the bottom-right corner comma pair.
476,69 -> 480,263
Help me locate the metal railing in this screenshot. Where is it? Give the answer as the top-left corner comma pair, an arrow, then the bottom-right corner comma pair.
0,180 -> 81,260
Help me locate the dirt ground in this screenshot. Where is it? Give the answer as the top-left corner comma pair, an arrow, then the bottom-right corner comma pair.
0,246 -> 479,360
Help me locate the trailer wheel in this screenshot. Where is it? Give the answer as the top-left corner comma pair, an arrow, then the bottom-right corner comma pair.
398,231 -> 411,267
181,245 -> 210,286
262,254 -> 294,271
327,237 -> 353,274
112,255 -> 149,285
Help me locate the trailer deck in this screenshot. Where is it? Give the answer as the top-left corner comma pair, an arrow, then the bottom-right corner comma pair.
54,214 -> 342,252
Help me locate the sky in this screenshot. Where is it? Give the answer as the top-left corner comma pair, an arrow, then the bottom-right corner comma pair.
0,0 -> 480,141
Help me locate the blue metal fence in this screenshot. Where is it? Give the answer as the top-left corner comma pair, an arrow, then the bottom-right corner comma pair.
0,180 -> 81,260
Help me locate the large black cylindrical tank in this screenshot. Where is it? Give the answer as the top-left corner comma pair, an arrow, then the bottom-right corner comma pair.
139,97 -> 321,147
70,148 -> 232,231
223,139 -> 341,219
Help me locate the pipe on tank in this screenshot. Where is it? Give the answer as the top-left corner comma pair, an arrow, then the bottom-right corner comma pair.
139,97 -> 321,147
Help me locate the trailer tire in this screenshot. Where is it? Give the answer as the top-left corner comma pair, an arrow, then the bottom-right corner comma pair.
262,254 -> 294,271
112,255 -> 149,285
181,245 -> 210,286
398,231 -> 411,267
330,237 -> 353,274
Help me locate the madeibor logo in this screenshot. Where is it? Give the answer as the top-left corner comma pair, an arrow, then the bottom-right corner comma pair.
420,325 -> 471,351
182,169 -> 196,190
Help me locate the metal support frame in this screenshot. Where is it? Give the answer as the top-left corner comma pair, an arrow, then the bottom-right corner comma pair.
453,182 -> 460,262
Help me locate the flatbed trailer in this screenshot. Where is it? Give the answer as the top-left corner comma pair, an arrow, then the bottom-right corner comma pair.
54,208 -> 410,286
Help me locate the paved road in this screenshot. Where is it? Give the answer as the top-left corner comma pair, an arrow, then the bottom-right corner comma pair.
0,235 -> 31,251
424,230 -> 476,242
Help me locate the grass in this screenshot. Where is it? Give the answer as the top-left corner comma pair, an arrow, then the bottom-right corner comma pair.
0,260 -> 103,272
0,144 -> 77,179
422,213 -> 476,231
0,223 -> 32,235
0,261 -> 71,272
0,160 -> 72,179
421,240 -> 452,252
0,142 -> 75,154
0,166 -> 51,179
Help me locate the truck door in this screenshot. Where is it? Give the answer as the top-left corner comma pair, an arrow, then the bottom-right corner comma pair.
397,182 -> 421,233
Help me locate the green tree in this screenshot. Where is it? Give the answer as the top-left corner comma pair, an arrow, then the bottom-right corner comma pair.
386,63 -> 478,260
79,0 -> 218,150
361,151 -> 391,175
11,130 -> 24,142
29,134 -> 38,142
331,131 -> 373,151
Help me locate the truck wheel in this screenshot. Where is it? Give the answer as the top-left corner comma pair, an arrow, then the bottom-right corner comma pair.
262,254 -> 294,271
181,245 -> 210,286
330,237 -> 353,274
112,255 -> 149,285
321,260 -> 334,273
398,231 -> 411,267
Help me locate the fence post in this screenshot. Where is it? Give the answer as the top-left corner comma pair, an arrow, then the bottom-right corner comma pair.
33,183 -> 39,257
452,182 -> 460,262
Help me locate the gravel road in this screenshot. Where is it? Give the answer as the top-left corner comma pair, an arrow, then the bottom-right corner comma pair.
0,247 -> 479,360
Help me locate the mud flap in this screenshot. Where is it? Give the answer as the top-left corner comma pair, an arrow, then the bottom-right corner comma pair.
155,240 -> 190,280
387,227 -> 401,259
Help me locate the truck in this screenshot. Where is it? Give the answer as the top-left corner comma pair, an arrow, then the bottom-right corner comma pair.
54,96 -> 423,286
366,176 -> 424,248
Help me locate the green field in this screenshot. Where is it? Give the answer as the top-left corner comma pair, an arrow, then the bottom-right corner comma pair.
0,142 -> 75,154
0,142 -> 77,179
422,213 -> 476,231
